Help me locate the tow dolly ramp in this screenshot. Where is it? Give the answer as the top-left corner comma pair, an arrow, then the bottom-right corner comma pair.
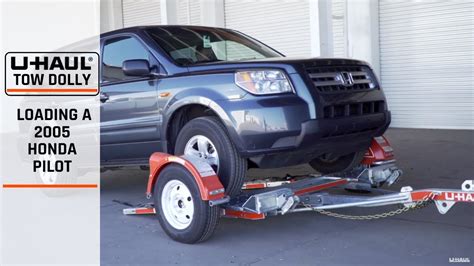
124,161 -> 474,219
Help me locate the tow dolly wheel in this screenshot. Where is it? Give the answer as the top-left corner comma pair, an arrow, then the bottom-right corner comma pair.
154,164 -> 220,244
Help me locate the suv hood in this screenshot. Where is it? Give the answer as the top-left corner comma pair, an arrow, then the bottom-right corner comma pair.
185,57 -> 370,75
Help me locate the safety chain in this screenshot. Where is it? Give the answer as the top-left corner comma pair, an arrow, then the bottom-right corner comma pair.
301,192 -> 435,220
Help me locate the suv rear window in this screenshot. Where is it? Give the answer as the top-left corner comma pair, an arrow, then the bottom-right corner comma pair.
146,27 -> 282,66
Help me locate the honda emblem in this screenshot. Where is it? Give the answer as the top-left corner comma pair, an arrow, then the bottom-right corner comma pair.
339,72 -> 354,87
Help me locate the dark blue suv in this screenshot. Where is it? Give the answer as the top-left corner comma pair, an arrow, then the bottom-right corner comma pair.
100,25 -> 390,195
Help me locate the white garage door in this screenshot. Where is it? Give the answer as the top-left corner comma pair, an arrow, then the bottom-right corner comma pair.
177,0 -> 201,25
332,0 -> 347,57
224,0 -> 311,57
379,0 -> 474,129
122,0 -> 161,27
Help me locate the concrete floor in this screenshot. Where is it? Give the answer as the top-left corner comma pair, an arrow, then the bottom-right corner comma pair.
100,129 -> 474,265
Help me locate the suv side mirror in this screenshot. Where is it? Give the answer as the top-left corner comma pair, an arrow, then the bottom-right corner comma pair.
122,59 -> 151,76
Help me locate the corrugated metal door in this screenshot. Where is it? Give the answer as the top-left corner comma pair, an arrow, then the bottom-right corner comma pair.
332,0 -> 347,57
177,0 -> 201,25
379,0 -> 474,129
224,0 -> 311,57
122,0 -> 161,27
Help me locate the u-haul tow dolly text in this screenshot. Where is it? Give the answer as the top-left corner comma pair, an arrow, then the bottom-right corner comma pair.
5,52 -> 99,96
11,56 -> 92,86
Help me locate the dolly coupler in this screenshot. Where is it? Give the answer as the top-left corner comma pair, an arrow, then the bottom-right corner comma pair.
147,152 -> 227,202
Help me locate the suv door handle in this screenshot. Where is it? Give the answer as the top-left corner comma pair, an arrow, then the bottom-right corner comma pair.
100,92 -> 109,103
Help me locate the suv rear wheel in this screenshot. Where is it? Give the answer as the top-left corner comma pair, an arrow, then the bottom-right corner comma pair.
309,151 -> 365,174
174,116 -> 247,196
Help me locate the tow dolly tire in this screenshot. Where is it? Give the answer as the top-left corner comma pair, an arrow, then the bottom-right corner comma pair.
154,164 -> 220,244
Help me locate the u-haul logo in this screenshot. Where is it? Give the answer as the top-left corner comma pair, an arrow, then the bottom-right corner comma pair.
444,192 -> 474,202
5,52 -> 99,96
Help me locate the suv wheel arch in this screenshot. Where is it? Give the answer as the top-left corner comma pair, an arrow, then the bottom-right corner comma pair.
163,102 -> 243,155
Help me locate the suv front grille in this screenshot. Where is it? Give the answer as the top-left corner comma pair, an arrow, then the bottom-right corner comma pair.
323,101 -> 385,119
305,65 -> 377,93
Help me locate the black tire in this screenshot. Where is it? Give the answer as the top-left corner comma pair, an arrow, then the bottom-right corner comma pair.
154,164 -> 220,244
309,151 -> 366,174
174,116 -> 247,196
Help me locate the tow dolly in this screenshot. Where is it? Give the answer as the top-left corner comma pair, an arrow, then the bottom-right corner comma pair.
123,136 -> 474,243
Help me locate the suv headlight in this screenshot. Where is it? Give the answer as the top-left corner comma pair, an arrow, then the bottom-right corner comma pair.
235,70 -> 294,95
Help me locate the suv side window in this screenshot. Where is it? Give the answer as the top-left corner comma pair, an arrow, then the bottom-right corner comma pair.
102,36 -> 150,83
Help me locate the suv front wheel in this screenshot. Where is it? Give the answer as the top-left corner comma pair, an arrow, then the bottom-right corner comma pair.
174,116 -> 247,196
309,151 -> 365,174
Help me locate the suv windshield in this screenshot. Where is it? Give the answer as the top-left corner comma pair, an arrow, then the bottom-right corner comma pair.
146,26 -> 283,66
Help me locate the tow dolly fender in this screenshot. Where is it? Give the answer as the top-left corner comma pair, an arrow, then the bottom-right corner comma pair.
147,152 -> 226,201
362,136 -> 395,165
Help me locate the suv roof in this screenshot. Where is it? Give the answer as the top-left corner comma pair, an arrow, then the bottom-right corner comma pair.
101,25 -> 229,38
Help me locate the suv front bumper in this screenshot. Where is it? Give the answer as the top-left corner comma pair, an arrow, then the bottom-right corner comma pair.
239,111 -> 391,168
